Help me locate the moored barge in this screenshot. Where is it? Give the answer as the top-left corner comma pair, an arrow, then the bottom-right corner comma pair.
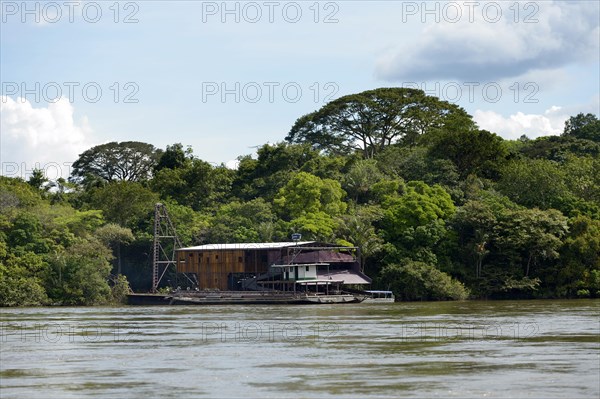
128,290 -> 364,305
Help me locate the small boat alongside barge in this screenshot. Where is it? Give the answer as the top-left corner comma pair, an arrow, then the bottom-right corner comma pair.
362,290 -> 395,303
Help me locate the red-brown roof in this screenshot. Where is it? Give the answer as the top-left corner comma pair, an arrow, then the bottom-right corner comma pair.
282,250 -> 356,264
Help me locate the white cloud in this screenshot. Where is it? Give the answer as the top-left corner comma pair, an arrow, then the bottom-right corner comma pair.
474,107 -> 570,140
474,95 -> 600,140
0,97 -> 95,180
375,1 -> 600,82
225,159 -> 240,170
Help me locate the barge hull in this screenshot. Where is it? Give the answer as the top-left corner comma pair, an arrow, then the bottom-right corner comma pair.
127,292 -> 363,305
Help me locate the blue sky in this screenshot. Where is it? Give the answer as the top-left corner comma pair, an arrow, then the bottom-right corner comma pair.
1,0 -> 599,178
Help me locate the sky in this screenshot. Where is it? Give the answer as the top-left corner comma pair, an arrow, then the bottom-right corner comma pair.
1,0 -> 599,179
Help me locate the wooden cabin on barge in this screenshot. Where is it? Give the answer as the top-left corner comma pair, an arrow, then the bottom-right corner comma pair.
175,241 -> 371,291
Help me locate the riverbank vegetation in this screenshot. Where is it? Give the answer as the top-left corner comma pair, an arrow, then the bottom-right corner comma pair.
1,88 -> 599,305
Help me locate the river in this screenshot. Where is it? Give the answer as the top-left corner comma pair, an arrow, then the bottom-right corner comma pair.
1,300 -> 598,398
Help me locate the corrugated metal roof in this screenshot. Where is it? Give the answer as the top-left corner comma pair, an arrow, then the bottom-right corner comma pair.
178,242 -> 316,251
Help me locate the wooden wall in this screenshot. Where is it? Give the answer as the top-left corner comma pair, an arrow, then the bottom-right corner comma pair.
177,249 -> 245,290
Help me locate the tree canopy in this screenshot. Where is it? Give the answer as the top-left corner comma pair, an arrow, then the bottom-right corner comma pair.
71,141 -> 162,183
563,113 -> 600,142
286,87 -> 475,158
428,129 -> 509,179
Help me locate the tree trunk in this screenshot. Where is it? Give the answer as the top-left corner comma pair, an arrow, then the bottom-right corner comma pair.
525,253 -> 532,277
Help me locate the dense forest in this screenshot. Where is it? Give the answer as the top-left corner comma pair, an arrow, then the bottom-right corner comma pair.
1,88 -> 599,306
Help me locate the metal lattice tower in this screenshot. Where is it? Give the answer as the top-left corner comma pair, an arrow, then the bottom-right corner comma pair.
152,203 -> 182,292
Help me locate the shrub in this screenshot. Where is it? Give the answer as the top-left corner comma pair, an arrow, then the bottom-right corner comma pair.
379,260 -> 469,301
111,274 -> 132,304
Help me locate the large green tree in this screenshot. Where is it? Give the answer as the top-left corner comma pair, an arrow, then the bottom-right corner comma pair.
563,155 -> 600,204
496,208 -> 568,277
336,205 -> 384,273
286,87 -> 475,158
274,172 -> 347,219
45,239 -> 113,305
380,181 -> 455,265
519,135 -> 600,162
232,142 -> 332,201
342,159 -> 384,203
558,216 -> 600,297
87,181 -> 159,230
152,158 -> 233,211
274,172 -> 347,240
0,250 -> 49,306
563,113 -> 600,142
497,159 -> 569,210
71,141 -> 162,183
95,223 -> 134,275
204,199 -> 275,243
155,143 -> 192,171
428,129 -> 509,179
375,146 -> 462,201
452,200 -> 498,278
382,181 -> 455,237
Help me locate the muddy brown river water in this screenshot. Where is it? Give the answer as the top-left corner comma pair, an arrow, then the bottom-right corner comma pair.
1,300 -> 598,398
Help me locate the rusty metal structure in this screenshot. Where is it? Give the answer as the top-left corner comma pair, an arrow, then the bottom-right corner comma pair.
152,203 -> 182,292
